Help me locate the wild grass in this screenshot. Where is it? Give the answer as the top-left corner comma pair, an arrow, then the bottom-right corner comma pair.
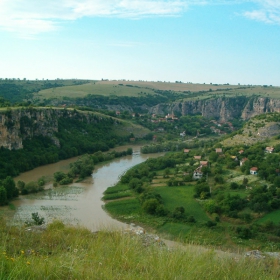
1,219 -> 280,279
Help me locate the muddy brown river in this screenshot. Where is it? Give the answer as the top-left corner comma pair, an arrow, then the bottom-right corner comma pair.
12,146 -> 163,231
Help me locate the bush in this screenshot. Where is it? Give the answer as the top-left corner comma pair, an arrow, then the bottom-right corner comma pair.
205,221 -> 217,228
142,198 -> 160,215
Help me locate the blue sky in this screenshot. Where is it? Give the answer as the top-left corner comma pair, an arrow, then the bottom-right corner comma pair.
0,0 -> 279,85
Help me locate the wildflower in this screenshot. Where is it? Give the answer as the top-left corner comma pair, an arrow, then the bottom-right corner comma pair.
10,258 -> 15,262
26,261 -> 31,265
21,250 -> 24,254
2,252 -> 6,255
74,249 -> 78,253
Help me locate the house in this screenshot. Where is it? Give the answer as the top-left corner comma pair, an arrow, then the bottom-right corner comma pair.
215,148 -> 223,153
200,161 -> 208,167
153,135 -> 157,141
194,156 -> 202,160
184,149 -> 190,153
193,167 -> 203,180
129,138 -> 135,142
238,150 -> 244,154
116,111 -> 121,115
180,131 -> 186,137
250,167 -> 258,175
265,147 -> 274,153
240,158 -> 248,166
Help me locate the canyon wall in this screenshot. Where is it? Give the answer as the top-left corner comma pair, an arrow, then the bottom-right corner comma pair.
150,97 -> 280,121
0,108 -> 102,150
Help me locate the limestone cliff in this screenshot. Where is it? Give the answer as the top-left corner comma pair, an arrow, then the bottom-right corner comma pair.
0,108 -> 102,150
149,96 -> 280,121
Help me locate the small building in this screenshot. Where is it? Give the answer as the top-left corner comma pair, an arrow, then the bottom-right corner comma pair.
194,156 -> 202,160
116,111 -> 121,115
265,147 -> 274,153
180,131 -> 186,137
250,167 -> 258,175
130,138 -> 135,142
193,167 -> 203,180
184,149 -> 190,153
238,150 -> 244,154
215,148 -> 223,153
240,158 -> 248,166
200,161 -> 208,167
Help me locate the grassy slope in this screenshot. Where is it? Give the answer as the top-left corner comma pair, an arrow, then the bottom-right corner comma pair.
1,220 -> 279,279
34,80 -> 280,102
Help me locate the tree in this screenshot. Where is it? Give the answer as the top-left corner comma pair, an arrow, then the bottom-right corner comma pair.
0,186 -> 7,205
2,176 -> 17,199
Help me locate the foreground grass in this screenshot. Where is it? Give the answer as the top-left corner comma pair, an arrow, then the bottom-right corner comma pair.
1,219 -> 280,280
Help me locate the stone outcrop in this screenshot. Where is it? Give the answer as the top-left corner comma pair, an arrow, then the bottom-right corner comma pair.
0,108 -> 103,150
149,96 -> 280,122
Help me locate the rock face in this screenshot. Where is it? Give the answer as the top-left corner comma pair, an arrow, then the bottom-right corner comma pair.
150,96 -> 280,121
0,108 -> 101,150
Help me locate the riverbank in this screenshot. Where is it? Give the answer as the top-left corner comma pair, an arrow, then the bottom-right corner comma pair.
2,147 -> 163,232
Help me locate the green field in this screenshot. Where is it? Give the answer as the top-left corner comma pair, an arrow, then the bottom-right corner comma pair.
35,81 -> 156,100
257,209 -> 280,224
154,186 -> 210,223
34,80 -> 266,101
104,198 -> 141,216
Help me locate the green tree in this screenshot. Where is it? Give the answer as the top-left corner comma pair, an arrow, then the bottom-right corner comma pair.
2,176 -> 17,199
0,186 -> 7,205
142,198 -> 160,215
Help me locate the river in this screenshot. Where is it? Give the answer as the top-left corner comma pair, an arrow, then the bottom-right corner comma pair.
12,146 -> 163,231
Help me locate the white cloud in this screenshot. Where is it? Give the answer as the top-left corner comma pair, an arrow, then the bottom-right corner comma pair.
0,0 -> 190,37
243,1 -> 280,25
0,0 -> 279,37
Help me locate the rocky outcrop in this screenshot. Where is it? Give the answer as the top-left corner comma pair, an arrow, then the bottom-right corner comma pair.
0,108 -> 104,150
150,96 -> 280,121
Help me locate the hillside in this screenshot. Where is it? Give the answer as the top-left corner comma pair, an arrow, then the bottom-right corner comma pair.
0,107 -> 150,179
222,113 -> 280,146
1,219 -> 279,279
1,79 -> 280,122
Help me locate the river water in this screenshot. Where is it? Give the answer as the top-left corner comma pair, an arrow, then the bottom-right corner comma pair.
12,146 -> 163,231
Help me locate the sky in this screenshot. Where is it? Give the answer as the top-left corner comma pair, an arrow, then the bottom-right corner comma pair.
0,0 -> 279,86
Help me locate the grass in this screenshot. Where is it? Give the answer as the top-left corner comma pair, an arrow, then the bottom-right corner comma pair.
104,184 -> 130,194
102,192 -> 132,201
35,81 -> 156,100
257,210 -> 280,224
1,219 -> 280,279
154,186 -> 210,223
104,198 -> 141,217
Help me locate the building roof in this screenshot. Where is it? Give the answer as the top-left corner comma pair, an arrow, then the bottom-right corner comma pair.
250,167 -> 258,171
